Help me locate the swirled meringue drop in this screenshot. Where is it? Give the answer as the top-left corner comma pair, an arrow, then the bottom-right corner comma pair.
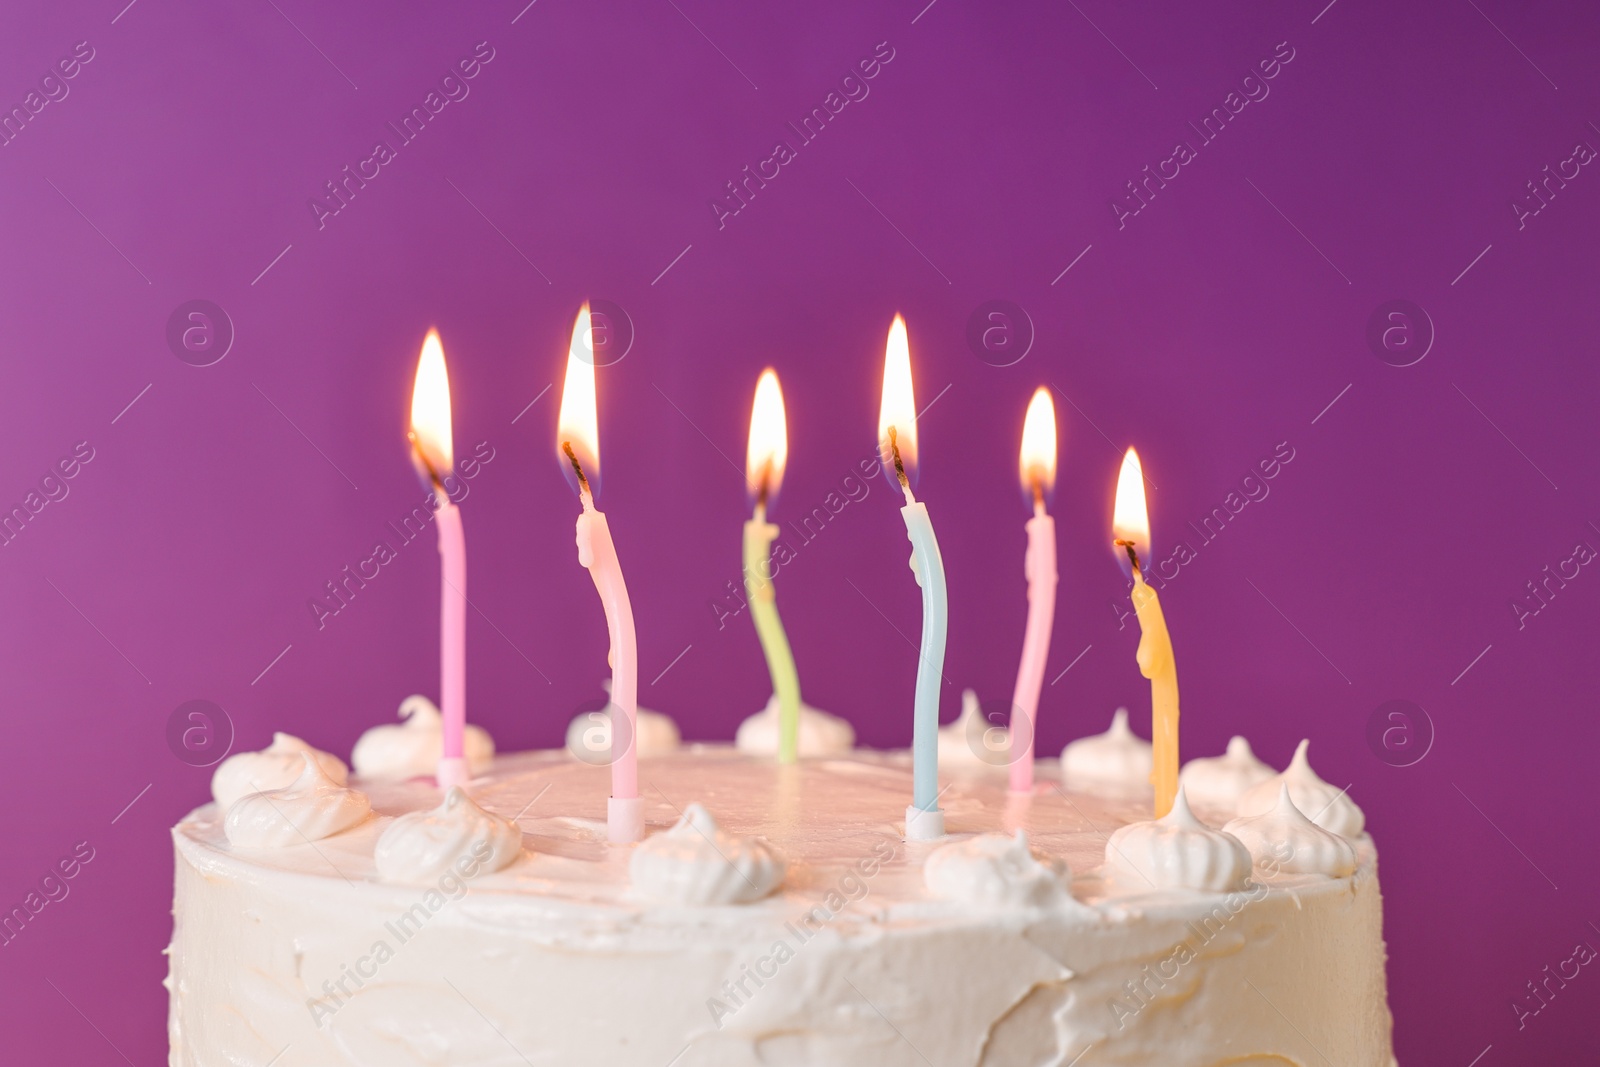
1236,739 -> 1365,838
224,753 -> 371,848
1104,788 -> 1253,893
1061,708 -> 1151,792
939,689 -> 1009,767
351,695 -> 495,779
1224,784 -> 1356,879
374,787 -> 523,885
566,682 -> 681,761
211,733 -> 348,811
736,695 -> 854,757
924,831 -> 1071,908
630,804 -> 786,905
1179,736 -> 1275,811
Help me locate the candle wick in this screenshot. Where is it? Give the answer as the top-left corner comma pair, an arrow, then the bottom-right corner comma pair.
754,475 -> 769,525
1031,478 -> 1045,517
887,426 -> 915,505
409,430 -> 450,504
562,441 -> 595,507
1114,538 -> 1142,577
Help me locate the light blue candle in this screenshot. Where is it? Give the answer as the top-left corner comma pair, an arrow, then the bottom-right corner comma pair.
877,314 -> 948,839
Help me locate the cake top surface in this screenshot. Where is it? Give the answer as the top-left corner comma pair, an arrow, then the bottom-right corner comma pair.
175,745 -> 1372,928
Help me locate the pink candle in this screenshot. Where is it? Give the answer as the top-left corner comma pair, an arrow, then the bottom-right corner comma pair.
408,329 -> 470,789
557,304 -> 644,843
435,499 -> 468,787
1008,388 -> 1059,793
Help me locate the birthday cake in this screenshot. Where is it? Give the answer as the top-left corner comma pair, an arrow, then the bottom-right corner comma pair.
166,706 -> 1396,1066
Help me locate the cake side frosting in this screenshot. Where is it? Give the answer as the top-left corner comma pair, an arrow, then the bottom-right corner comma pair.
167,747 -> 1395,1067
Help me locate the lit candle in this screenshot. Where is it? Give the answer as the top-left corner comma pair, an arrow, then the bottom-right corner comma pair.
1111,448 -> 1179,818
743,370 -> 802,764
557,304 -> 644,843
407,330 -> 469,790
1007,388 -> 1058,794
877,315 -> 948,840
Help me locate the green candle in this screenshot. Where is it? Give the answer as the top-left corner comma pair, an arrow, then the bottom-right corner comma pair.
744,370 -> 801,763
744,508 -> 801,762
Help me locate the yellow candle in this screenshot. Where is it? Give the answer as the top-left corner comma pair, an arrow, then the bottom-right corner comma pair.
1112,448 -> 1179,818
744,369 -> 801,764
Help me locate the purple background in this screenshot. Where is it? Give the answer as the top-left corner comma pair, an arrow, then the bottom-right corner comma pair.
2,0 -> 1597,1062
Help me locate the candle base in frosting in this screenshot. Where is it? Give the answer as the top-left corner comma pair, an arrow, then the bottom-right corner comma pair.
608,796 -> 646,844
735,695 -> 854,757
436,757 -> 470,790
904,803 -> 946,841
353,695 -> 495,780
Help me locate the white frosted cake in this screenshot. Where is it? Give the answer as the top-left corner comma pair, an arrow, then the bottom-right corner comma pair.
168,714 -> 1396,1066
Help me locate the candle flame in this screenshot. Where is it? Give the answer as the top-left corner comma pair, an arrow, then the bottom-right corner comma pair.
746,368 -> 788,505
1018,386 -> 1057,507
1111,448 -> 1151,578
876,314 -> 918,490
408,329 -> 454,486
557,303 -> 600,498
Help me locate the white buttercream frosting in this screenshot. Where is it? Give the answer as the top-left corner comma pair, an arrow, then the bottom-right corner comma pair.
1060,708 -> 1151,791
1179,735 -> 1275,811
629,803 -> 786,905
170,748 -> 1398,1066
374,787 -> 523,885
223,753 -> 371,848
210,732 -> 348,811
735,694 -> 854,756
924,831 -> 1071,908
1237,739 -> 1366,838
351,695 -> 495,779
1224,784 -> 1356,879
1104,788 -> 1253,893
566,681 -> 681,761
939,689 -> 1008,766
